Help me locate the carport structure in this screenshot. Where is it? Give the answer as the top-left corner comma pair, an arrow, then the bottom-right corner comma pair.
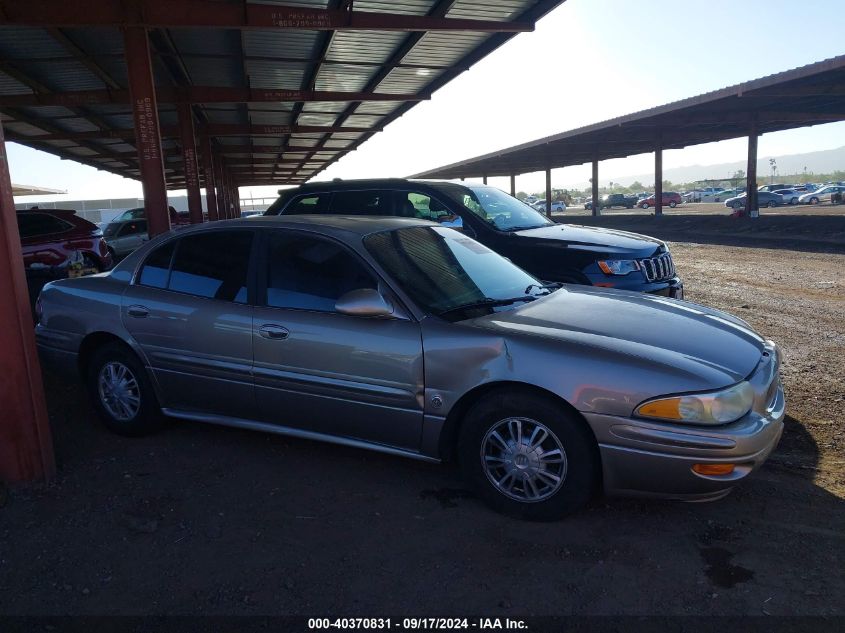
0,0 -> 564,482
412,55 -> 845,216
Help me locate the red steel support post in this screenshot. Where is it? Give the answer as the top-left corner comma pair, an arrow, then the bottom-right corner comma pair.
655,141 -> 663,217
747,116 -> 759,217
591,160 -> 599,217
215,158 -> 227,220
545,167 -> 552,218
123,27 -> 170,236
200,136 -> 218,221
178,102 -> 203,224
0,122 -> 55,482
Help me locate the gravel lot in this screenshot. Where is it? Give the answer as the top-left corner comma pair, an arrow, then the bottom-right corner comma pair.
1,217 -> 843,619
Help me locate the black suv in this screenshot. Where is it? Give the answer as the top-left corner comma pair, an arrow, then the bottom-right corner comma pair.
265,179 -> 683,297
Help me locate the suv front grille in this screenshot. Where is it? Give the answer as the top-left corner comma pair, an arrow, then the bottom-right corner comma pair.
639,253 -> 675,282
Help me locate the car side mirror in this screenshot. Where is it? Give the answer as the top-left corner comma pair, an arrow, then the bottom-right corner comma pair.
335,288 -> 394,318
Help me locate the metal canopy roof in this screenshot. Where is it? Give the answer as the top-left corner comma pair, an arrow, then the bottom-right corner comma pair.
411,55 -> 845,180
11,182 -> 66,195
0,0 -> 564,189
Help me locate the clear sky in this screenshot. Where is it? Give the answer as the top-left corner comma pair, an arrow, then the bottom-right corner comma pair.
8,0 -> 845,204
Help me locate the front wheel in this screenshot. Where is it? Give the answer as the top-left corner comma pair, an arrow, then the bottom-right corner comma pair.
458,390 -> 598,520
669,201 -> 677,208
810,197 -> 819,205
733,201 -> 744,209
640,202 -> 649,209
87,342 -> 164,436
790,198 -> 798,205
767,201 -> 776,208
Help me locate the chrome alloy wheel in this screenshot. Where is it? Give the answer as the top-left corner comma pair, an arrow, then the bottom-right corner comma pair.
481,417 -> 568,502
98,361 -> 141,421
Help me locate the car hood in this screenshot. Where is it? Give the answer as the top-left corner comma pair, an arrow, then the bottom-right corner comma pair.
465,286 -> 765,388
512,223 -> 664,254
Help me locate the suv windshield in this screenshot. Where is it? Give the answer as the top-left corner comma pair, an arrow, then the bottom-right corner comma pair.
432,183 -> 553,232
364,226 -> 547,320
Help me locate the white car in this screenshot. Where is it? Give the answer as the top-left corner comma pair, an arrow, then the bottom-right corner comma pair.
798,185 -> 845,205
531,200 -> 567,213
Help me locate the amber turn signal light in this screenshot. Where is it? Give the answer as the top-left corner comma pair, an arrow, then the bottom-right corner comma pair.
692,463 -> 735,476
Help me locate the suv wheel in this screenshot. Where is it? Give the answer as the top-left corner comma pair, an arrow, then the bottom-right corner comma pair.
458,390 -> 597,520
87,342 -> 165,436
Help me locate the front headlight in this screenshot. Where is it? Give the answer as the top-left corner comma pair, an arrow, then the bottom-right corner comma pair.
597,259 -> 640,275
635,381 -> 755,425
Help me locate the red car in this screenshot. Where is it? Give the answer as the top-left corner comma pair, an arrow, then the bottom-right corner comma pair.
18,209 -> 113,313
639,192 -> 682,209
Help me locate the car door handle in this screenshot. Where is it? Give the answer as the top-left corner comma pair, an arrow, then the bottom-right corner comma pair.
127,305 -> 150,318
259,324 -> 289,340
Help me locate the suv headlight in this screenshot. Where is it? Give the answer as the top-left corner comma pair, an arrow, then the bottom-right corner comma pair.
635,381 -> 755,425
598,259 -> 640,275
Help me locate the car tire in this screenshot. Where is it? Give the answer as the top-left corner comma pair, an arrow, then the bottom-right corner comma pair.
458,389 -> 598,521
790,198 -> 798,205
86,342 -> 165,436
669,201 -> 677,208
767,201 -> 776,208
810,197 -> 819,205
733,201 -> 743,209
640,203 -> 649,209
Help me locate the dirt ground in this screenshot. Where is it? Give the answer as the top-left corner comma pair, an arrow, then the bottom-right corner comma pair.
1,215 -> 843,619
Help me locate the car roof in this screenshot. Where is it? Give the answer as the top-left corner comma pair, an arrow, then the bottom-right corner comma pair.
176,214 -> 436,238
278,177 -> 472,194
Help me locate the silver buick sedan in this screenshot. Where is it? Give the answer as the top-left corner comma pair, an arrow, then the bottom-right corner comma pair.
35,216 -> 784,520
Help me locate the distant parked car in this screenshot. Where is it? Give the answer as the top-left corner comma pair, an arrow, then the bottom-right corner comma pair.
532,200 -> 567,213
17,208 -> 113,314
758,184 -> 791,193
772,189 -> 800,205
114,206 -> 190,226
102,219 -> 150,259
711,189 -> 740,202
639,192 -> 682,209
597,193 -> 635,209
798,185 -> 845,205
724,191 -> 783,209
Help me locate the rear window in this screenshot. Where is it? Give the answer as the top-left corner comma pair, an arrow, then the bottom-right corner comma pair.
16,213 -> 74,239
282,193 -> 332,215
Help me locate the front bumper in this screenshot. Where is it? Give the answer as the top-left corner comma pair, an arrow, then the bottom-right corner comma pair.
583,381 -> 785,501
585,273 -> 684,299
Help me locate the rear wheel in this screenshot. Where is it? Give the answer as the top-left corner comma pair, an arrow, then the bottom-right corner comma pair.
86,342 -> 164,436
733,201 -> 744,209
640,202 -> 649,209
767,200 -> 776,208
669,201 -> 677,208
458,390 -> 598,520
810,197 -> 819,205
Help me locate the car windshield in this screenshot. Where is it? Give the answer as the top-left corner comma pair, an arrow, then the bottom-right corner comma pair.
433,183 -> 554,232
364,226 -> 548,320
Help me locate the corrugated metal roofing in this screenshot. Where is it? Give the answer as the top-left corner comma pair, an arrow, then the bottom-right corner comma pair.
0,0 -> 564,188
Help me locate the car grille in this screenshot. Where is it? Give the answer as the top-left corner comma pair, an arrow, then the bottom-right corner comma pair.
639,253 -> 675,282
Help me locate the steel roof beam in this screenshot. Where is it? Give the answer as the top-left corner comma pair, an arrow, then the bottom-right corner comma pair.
18,123 -> 376,141
0,1 -> 533,32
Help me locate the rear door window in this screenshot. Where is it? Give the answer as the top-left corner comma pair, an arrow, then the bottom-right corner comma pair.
138,231 -> 253,303
329,190 -> 392,216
